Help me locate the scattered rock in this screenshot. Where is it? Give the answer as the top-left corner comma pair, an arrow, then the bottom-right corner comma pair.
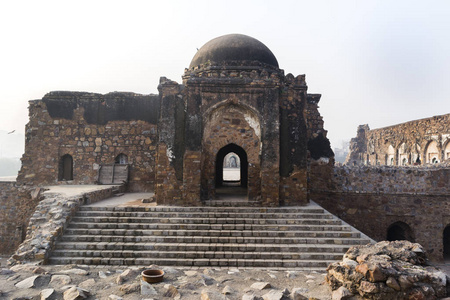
222,285 -> 234,295
108,295 -> 123,300
251,282 -> 271,290
33,267 -> 47,274
242,293 -> 260,300
163,267 -> 183,277
201,274 -> 216,286
40,288 -> 55,300
78,278 -> 95,289
201,289 -> 227,300
1,268 -> 14,275
185,270 -> 198,277
262,290 -> 284,300
331,286 -> 353,300
140,279 -> 158,296
7,274 -> 20,281
15,275 -> 40,289
204,268 -> 215,276
120,282 -> 140,294
50,274 -> 72,286
98,271 -> 109,279
116,268 -> 139,284
59,269 -> 89,276
63,286 -> 89,300
286,271 -> 299,278
164,284 -> 181,299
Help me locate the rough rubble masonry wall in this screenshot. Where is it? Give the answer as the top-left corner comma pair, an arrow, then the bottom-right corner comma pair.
17,92 -> 159,192
346,113 -> 450,166
0,182 -> 40,254
311,164 -> 450,260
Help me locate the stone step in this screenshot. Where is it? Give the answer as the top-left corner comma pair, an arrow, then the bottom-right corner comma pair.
68,222 -> 352,232
202,200 -> 262,207
74,211 -> 332,219
48,256 -> 335,268
50,249 -> 344,260
63,229 -> 359,239
60,233 -> 363,244
70,216 -> 341,225
68,222 -> 347,232
49,203 -> 373,268
78,206 -> 326,214
54,241 -> 370,252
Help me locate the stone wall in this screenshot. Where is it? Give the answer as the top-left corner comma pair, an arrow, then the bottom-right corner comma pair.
9,185 -> 124,264
0,182 -> 40,255
310,164 -> 450,260
17,92 -> 159,192
346,113 -> 450,166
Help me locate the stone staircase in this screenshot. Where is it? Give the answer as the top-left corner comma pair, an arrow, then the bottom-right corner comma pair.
48,204 -> 372,269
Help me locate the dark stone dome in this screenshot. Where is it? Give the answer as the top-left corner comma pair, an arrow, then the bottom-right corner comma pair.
189,34 -> 279,69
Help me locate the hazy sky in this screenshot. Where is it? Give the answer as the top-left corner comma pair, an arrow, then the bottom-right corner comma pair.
1,0 -> 449,154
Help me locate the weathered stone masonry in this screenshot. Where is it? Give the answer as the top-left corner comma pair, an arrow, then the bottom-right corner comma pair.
17,92 -> 159,192
346,113 -> 450,166
311,163 -> 450,260
0,182 -> 40,254
14,34 -> 333,207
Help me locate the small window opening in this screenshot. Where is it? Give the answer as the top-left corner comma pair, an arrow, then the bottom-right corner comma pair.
115,153 -> 128,164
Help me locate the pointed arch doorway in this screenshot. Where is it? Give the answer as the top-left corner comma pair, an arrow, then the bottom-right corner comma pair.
215,144 -> 248,199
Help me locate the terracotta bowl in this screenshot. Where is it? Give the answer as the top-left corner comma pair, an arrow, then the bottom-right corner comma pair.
141,269 -> 164,283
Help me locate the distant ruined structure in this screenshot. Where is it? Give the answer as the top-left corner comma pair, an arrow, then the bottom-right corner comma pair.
1,34 -> 450,264
345,114 -> 450,166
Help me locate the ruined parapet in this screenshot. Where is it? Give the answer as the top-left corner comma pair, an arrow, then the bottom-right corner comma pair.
327,241 -> 448,299
17,92 -> 159,191
345,113 -> 450,166
344,124 -> 370,166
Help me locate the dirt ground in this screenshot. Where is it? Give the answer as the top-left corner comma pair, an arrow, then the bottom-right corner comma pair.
2,256 -> 450,300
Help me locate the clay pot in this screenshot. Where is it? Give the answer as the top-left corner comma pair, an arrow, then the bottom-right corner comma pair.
141,269 -> 164,283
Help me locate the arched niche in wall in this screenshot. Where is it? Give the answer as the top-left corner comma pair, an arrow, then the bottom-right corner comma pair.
386,221 -> 415,242
58,154 -> 73,181
444,140 -> 450,161
425,140 -> 440,164
386,144 -> 396,166
398,142 -> 408,165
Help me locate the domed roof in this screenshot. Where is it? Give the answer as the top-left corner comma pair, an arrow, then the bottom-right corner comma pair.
189,34 -> 279,69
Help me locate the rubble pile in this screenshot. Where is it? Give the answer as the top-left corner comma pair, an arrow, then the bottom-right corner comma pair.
326,241 -> 448,299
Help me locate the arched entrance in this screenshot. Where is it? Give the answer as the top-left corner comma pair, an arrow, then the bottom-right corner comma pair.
387,221 -> 414,242
216,144 -> 248,188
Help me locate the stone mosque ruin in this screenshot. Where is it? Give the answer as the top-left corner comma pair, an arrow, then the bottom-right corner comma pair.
1,34 -> 449,271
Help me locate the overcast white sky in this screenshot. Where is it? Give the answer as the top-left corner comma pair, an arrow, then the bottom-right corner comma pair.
0,0 -> 449,155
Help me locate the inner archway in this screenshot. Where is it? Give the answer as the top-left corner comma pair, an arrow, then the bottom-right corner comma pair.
215,144 -> 248,198
222,152 -> 241,185
216,144 -> 247,188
